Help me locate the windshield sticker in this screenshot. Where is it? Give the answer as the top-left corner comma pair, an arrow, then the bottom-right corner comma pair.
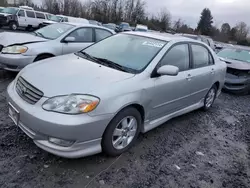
142,41 -> 164,48
57,28 -> 64,33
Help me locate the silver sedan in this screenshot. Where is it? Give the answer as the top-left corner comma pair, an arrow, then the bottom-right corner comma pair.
0,22 -> 115,71
7,32 -> 227,158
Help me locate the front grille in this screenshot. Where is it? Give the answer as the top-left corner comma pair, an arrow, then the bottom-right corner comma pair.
0,16 -> 7,23
16,77 -> 44,104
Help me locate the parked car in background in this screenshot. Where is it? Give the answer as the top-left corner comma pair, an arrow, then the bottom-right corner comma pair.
176,33 -> 216,51
89,20 -> 99,25
7,32 -> 226,158
0,6 -> 52,30
42,14 -> 89,26
217,46 -> 250,94
0,22 -> 115,71
103,23 -> 116,31
135,24 -> 148,32
116,22 -> 132,32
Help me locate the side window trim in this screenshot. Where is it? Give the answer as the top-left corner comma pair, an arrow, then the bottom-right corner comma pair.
189,42 -> 215,69
62,27 -> 94,43
154,42 -> 191,72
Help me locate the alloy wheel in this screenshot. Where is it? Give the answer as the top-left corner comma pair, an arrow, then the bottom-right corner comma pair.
205,88 -> 216,108
112,116 -> 138,150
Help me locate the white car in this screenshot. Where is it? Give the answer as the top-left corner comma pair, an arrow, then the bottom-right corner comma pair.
42,15 -> 89,26
0,6 -> 52,30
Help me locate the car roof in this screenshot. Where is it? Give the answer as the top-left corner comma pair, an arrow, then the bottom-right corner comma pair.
65,22 -> 115,33
126,31 -> 197,42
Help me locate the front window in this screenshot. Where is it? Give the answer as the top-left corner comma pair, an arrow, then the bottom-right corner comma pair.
0,8 -> 4,12
217,48 -> 250,63
32,23 -> 74,40
2,7 -> 18,14
80,34 -> 167,72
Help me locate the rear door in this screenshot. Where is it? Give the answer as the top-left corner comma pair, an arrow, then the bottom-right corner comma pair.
62,27 -> 94,54
187,43 -> 216,104
25,10 -> 37,27
35,12 -> 45,26
17,9 -> 26,27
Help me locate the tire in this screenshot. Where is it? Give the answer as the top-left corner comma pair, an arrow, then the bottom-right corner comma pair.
102,107 -> 142,156
9,22 -> 18,31
34,54 -> 54,62
203,85 -> 218,111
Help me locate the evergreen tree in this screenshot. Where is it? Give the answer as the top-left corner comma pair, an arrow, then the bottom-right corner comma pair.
197,8 -> 213,35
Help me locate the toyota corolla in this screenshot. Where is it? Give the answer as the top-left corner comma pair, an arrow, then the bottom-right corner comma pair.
7,32 -> 226,158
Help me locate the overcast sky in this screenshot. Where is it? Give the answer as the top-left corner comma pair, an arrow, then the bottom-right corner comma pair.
34,0 -> 250,28
146,0 -> 250,28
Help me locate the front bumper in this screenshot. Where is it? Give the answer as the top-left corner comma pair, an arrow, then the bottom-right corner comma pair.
0,53 -> 36,72
223,75 -> 250,94
6,81 -> 114,158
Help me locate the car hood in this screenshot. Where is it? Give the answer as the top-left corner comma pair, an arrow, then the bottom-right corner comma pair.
20,54 -> 135,97
0,13 -> 12,16
221,58 -> 250,70
0,32 -> 48,46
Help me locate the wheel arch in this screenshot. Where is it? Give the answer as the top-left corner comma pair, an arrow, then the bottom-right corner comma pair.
34,53 -> 55,62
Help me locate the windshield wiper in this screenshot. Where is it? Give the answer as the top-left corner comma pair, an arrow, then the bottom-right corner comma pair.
76,51 -> 102,63
94,57 -> 134,73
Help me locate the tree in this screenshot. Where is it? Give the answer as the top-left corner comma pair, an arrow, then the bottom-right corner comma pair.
221,23 -> 231,34
157,8 -> 171,31
235,22 -> 249,41
196,8 -> 213,36
0,0 -> 7,6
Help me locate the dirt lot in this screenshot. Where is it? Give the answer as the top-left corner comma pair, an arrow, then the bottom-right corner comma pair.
0,71 -> 250,188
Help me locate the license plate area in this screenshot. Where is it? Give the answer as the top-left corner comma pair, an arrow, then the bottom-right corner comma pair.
8,102 -> 19,125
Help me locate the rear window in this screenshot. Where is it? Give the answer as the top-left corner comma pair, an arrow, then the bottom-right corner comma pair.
35,12 -> 45,19
26,11 -> 35,18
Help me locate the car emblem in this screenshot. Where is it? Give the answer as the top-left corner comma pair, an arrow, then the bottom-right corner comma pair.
20,85 -> 27,95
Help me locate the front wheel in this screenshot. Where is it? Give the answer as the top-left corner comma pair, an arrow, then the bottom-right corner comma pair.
102,107 -> 142,156
203,85 -> 217,111
9,22 -> 18,30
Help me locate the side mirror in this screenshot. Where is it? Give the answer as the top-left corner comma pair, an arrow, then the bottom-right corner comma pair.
64,36 -> 75,42
157,65 -> 179,76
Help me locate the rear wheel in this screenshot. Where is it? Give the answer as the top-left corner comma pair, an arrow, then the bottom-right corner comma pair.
203,85 -> 217,111
9,22 -> 18,30
102,107 -> 141,156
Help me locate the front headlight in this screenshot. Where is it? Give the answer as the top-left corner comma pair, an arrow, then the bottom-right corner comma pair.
2,46 -> 28,54
42,94 -> 100,114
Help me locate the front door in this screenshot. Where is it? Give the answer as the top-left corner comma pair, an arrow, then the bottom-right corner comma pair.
62,27 -> 94,54
187,44 -> 216,104
17,10 -> 26,27
148,43 -> 194,120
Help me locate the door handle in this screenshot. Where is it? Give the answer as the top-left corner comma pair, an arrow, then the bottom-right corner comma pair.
186,74 -> 193,81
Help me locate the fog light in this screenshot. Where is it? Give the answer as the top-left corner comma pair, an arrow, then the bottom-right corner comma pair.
48,137 -> 75,147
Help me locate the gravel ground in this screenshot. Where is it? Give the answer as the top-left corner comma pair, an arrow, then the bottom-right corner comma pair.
0,71 -> 250,188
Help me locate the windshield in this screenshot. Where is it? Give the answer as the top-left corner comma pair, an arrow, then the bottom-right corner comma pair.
48,15 -> 63,22
105,24 -> 116,30
217,48 -> 250,63
1,7 -> 18,14
0,8 -> 4,12
81,34 -> 167,72
33,23 -> 74,39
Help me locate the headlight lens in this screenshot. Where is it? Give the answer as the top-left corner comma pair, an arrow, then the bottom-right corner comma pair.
2,46 -> 28,54
42,94 -> 100,114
